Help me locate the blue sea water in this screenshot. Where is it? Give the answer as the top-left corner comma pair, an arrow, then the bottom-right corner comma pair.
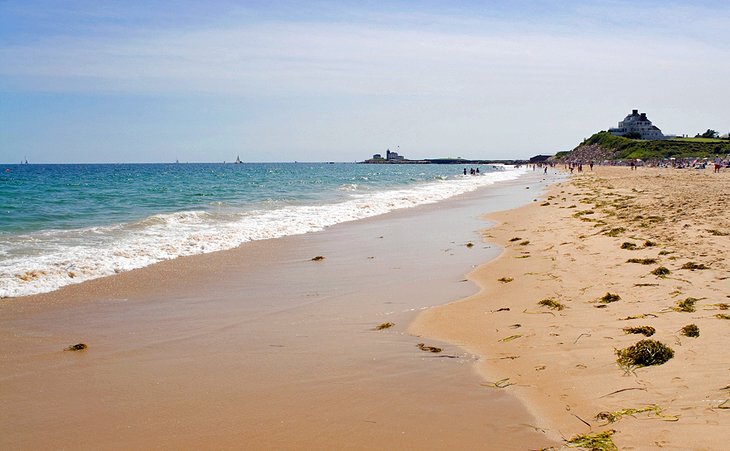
0,163 -> 525,298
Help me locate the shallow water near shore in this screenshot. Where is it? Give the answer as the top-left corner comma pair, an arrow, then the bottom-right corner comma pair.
1,163 -> 522,298
0,170 -> 559,450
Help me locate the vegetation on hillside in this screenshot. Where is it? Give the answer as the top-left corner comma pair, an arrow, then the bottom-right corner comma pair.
696,129 -> 720,139
671,137 -> 725,143
573,131 -> 730,161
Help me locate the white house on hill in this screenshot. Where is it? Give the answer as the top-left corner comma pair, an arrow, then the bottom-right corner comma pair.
609,109 -> 665,140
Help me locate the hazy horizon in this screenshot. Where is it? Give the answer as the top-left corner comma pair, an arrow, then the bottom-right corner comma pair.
2,1 -> 729,164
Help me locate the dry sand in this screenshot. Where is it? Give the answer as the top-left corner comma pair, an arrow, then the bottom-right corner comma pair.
412,165 -> 730,450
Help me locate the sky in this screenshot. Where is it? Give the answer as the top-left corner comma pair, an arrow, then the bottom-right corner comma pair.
1,0 -> 729,163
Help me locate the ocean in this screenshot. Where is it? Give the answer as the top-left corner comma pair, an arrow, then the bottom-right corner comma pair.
0,163 -> 525,298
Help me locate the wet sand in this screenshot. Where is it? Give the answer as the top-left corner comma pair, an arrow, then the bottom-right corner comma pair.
0,171 -> 558,450
413,165 -> 730,450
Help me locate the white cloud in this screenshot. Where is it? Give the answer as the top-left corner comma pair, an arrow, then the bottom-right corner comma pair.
1,2 -> 729,161
2,15 -> 726,98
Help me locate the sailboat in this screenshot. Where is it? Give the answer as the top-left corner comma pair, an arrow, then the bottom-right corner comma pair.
234,155 -> 243,164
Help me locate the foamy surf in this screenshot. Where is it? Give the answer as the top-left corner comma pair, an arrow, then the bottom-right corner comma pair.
0,166 -> 525,298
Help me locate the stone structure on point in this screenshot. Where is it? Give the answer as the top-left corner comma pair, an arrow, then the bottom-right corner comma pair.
371,149 -> 405,161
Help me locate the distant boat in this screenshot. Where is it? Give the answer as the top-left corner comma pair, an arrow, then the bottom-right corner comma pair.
234,156 -> 243,164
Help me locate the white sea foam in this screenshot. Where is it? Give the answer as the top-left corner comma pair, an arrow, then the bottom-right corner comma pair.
0,166 -> 526,298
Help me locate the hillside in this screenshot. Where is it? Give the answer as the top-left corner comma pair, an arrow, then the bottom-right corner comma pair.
565,131 -> 730,161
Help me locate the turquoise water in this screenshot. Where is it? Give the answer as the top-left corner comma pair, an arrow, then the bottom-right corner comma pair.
0,163 -> 525,297
1,163 -> 439,233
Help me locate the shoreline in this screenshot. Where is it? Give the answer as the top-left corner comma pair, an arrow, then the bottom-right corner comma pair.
1,163 -> 524,300
0,171 -> 559,450
412,165 -> 730,449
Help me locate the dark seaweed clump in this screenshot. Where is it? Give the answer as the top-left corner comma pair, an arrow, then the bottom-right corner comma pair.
623,326 -> 655,337
417,343 -> 442,353
674,297 -> 698,313
566,430 -> 617,451
600,292 -> 621,303
616,339 -> 674,368
681,261 -> 709,270
65,343 -> 88,351
605,227 -> 626,237
652,266 -> 670,277
538,298 -> 565,310
680,324 -> 699,337
627,258 -> 657,265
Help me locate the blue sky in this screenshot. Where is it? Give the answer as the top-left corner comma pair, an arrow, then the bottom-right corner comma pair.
1,0 -> 729,163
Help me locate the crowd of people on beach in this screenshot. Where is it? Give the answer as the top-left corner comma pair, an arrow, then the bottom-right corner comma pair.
558,156 -> 730,172
560,140 -> 730,173
563,161 -> 594,173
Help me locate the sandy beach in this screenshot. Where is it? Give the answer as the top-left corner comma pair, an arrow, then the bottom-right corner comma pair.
413,165 -> 730,449
6,165 -> 729,450
0,172 -> 558,450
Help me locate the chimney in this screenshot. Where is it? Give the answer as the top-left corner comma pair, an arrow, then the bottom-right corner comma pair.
640,113 -> 647,120
632,109 -> 638,115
